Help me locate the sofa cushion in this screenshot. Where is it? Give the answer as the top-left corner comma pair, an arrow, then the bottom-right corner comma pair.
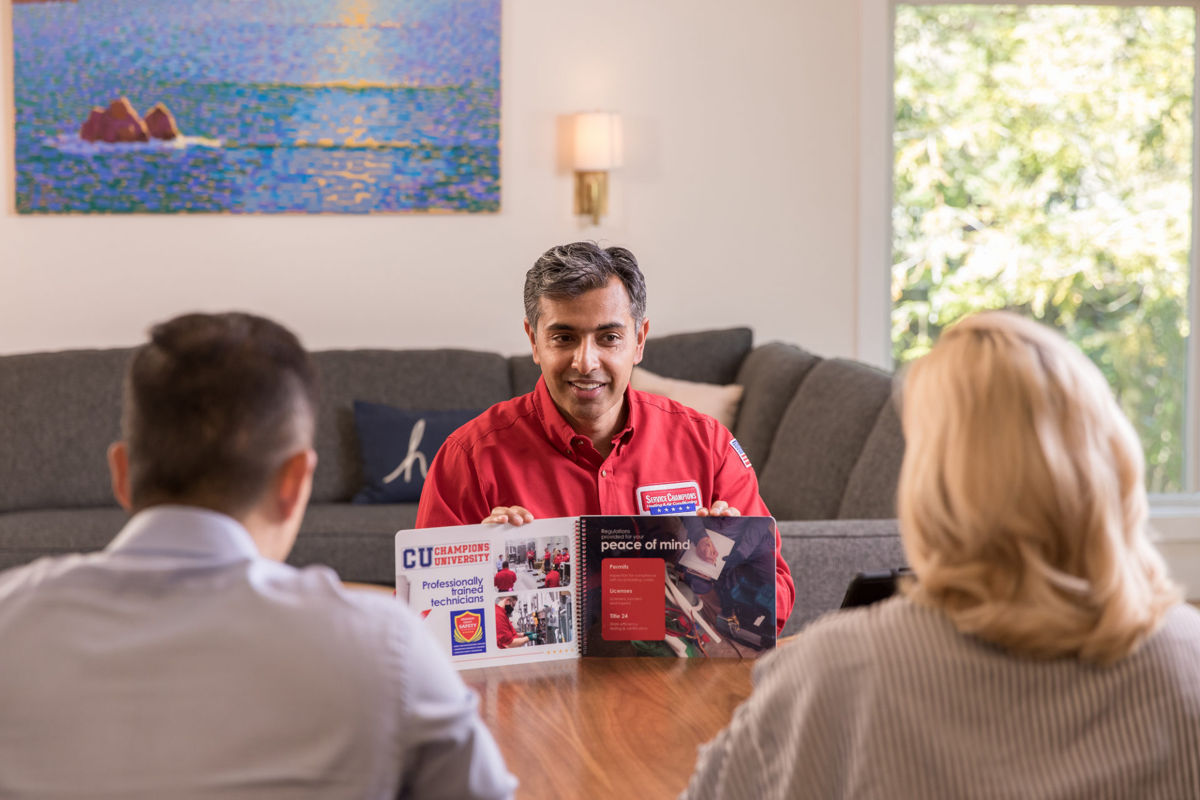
507,351 -> 541,397
310,350 -> 511,504
757,358 -> 895,519
351,402 -> 482,503
507,327 -> 754,397
0,508 -> 128,573
732,342 -> 821,468
777,518 -> 906,635
0,349 -> 129,513
838,400 -> 905,518
630,367 -> 744,429
288,502 -> 417,584
0,505 -> 409,587
638,327 -> 753,384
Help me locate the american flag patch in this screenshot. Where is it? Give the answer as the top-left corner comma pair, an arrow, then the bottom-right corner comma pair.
730,438 -> 752,468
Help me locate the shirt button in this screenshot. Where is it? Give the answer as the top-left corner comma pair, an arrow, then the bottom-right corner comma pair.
600,469 -> 607,477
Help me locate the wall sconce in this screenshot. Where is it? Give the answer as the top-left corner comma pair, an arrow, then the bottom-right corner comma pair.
572,111 -> 622,225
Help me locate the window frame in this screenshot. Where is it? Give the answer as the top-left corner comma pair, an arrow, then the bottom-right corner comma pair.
857,0 -> 1200,504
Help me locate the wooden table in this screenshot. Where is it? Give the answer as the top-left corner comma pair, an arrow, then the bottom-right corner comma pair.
460,657 -> 755,799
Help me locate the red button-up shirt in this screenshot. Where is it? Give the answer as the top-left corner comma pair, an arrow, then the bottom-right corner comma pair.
417,378 -> 795,631
494,603 -> 518,648
493,568 -> 517,592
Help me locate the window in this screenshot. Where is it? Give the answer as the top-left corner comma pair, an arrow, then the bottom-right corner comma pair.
862,1 -> 1198,496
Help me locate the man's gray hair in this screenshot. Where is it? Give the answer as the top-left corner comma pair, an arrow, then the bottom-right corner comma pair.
523,242 -> 647,331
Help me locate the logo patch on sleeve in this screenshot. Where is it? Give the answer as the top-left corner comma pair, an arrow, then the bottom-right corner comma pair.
730,438 -> 752,468
636,480 -> 702,515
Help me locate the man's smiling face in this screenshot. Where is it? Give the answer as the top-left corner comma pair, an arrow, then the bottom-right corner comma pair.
525,276 -> 648,444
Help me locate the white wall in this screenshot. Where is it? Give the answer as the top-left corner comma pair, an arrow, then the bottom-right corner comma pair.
0,1 -> 863,358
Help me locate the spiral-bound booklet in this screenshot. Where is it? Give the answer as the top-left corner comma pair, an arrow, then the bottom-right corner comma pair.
395,515 -> 777,669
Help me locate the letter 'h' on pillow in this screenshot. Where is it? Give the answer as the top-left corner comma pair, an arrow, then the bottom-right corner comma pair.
352,401 -> 482,503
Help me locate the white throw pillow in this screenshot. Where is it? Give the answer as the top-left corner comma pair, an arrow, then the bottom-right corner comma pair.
631,366 -> 744,429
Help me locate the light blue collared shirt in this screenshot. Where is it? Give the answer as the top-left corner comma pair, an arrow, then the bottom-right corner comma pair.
0,505 -> 516,800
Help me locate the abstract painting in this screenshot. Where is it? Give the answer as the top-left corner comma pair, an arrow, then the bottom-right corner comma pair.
12,0 -> 500,213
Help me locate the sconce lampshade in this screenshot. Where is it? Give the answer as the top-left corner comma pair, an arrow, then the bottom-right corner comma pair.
573,112 -> 622,171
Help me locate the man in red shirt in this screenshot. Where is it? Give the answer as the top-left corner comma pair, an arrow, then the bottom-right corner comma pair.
544,568 -> 561,588
493,561 -> 517,592
417,242 -> 794,631
494,597 -> 529,649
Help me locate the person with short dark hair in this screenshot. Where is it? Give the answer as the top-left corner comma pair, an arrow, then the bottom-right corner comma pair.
552,548 -> 566,582
417,242 -> 794,630
682,312 -> 1200,799
0,312 -> 516,799
495,596 -> 530,648
494,559 -> 517,592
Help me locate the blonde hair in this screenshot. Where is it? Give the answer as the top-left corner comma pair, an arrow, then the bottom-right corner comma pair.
897,311 -> 1179,664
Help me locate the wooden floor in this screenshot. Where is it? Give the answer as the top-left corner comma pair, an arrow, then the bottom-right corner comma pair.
461,656 -> 756,800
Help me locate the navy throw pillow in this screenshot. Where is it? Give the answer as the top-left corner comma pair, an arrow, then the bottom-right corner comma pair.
352,401 -> 482,504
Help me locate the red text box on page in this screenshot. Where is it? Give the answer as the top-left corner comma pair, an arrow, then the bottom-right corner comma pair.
601,558 -> 665,640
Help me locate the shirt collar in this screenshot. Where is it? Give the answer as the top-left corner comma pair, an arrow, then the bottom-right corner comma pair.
533,376 -> 637,456
106,505 -> 261,564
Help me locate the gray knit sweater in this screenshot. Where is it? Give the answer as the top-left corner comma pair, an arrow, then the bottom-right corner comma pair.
682,597 -> 1200,799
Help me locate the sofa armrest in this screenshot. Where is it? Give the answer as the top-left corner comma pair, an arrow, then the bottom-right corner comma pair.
779,518 -> 905,636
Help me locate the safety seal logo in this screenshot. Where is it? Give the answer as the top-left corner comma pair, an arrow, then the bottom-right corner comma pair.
451,608 -> 487,655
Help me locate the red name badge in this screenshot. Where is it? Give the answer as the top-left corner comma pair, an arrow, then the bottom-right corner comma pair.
636,480 -> 702,516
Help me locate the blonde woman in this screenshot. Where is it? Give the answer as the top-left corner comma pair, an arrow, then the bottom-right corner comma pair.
682,312 -> 1200,799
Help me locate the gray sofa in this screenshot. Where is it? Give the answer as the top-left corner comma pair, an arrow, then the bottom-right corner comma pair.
0,327 -> 905,635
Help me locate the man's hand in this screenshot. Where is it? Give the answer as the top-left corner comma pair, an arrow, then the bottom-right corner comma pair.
482,506 -> 535,525
697,501 -> 741,517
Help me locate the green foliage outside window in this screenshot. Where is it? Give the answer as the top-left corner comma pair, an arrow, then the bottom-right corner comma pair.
893,5 -> 1194,492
